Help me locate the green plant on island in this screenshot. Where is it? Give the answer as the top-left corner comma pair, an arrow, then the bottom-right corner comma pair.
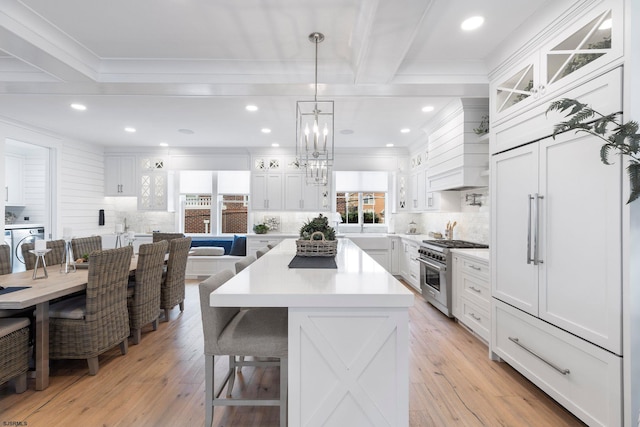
547,98 -> 640,203
299,214 -> 336,241
253,223 -> 269,234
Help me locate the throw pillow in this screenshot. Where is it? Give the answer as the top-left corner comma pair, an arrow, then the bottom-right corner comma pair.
229,235 -> 246,256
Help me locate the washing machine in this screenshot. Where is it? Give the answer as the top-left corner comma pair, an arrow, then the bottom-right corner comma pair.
10,226 -> 45,273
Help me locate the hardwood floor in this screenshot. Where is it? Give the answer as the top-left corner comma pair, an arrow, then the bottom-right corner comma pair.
0,279 -> 585,426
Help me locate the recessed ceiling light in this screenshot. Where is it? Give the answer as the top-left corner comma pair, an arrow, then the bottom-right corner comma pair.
70,103 -> 86,111
421,105 -> 434,112
124,127 -> 136,133
461,16 -> 484,31
340,129 -> 354,135
599,19 -> 612,30
246,105 -> 258,112
159,142 -> 169,147
386,143 -> 394,147
400,128 -> 411,134
178,128 -> 194,134
271,143 -> 280,147
261,128 -> 271,134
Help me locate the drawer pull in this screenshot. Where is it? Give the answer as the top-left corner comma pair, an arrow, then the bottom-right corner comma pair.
469,265 -> 482,270
508,337 -> 570,376
470,286 -> 482,293
470,313 -> 481,321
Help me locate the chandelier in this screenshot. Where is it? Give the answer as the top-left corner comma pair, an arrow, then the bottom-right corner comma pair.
296,32 -> 334,186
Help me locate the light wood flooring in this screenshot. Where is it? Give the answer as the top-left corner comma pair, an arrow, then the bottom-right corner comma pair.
0,279 -> 585,426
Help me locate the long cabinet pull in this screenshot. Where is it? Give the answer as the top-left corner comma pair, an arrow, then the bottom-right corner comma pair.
527,194 -> 534,264
469,265 -> 481,270
534,194 -> 544,265
470,286 -> 482,293
508,336 -> 570,375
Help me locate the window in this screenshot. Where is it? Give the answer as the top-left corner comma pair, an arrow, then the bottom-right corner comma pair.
336,192 -> 385,225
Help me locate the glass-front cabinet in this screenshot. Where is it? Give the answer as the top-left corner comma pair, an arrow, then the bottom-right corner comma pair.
492,2 -> 621,124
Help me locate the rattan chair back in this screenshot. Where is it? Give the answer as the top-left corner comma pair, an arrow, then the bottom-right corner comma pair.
160,236 -> 192,320
21,239 -> 66,270
71,236 -> 102,260
49,246 -> 133,372
128,240 -> 168,344
0,244 -> 11,275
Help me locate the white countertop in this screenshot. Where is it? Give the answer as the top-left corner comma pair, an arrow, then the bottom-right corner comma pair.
210,238 -> 414,308
450,248 -> 490,262
5,223 -> 44,230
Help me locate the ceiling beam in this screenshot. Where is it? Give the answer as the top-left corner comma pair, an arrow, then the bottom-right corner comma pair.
351,0 -> 435,84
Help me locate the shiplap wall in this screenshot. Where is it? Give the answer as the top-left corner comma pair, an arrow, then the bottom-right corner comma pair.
58,140 -> 111,237
21,149 -> 47,225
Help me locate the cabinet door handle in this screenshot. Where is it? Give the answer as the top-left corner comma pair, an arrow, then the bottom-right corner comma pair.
469,265 -> 481,270
527,194 -> 534,264
534,194 -> 543,265
470,313 -> 481,321
470,286 -> 482,293
5,186 -> 8,202
508,337 -> 570,375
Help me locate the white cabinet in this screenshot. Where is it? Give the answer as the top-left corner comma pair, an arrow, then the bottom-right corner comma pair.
409,170 -> 425,211
452,251 -> 490,342
105,156 -> 136,196
246,235 -> 289,256
491,1 -> 622,125
399,239 -> 420,291
493,300 -> 622,427
389,236 -> 400,275
284,173 -> 321,211
391,173 -> 408,213
491,129 -> 622,355
251,173 -> 283,210
138,171 -> 167,211
347,236 -> 390,272
4,154 -> 24,206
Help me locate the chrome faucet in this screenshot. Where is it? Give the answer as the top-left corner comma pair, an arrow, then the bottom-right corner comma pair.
360,223 -> 364,233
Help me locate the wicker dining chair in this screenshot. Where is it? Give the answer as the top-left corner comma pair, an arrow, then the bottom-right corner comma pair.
127,240 -> 168,344
152,232 -> 184,251
234,255 -> 256,274
48,246 -> 133,375
255,247 -> 270,259
0,317 -> 30,393
21,239 -> 66,270
198,270 -> 288,427
71,235 -> 102,260
0,244 -> 11,275
160,236 -> 192,321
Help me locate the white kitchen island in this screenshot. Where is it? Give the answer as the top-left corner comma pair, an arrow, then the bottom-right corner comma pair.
210,238 -> 414,426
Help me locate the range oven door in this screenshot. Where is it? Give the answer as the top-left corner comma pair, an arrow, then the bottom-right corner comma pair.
418,257 -> 451,316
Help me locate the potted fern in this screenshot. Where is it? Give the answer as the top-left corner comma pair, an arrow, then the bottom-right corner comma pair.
547,98 -> 640,203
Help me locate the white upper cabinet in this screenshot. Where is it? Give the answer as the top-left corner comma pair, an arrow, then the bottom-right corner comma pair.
138,157 -> 168,211
105,155 -> 136,196
284,173 -> 322,211
251,173 -> 283,211
5,153 -> 25,206
491,0 -> 622,125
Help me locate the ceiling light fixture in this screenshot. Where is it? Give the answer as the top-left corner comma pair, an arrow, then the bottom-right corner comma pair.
159,142 -> 169,147
261,128 -> 271,134
461,16 -> 485,31
401,128 -> 411,134
386,143 -> 394,147
272,143 -> 280,147
70,103 -> 87,111
246,105 -> 258,112
296,32 -> 334,186
124,127 -> 136,133
421,105 -> 434,112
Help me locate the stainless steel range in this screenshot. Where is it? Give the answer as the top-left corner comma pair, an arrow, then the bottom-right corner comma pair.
418,239 -> 488,317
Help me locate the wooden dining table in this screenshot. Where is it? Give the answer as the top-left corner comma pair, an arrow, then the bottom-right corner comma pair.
0,257 -> 140,390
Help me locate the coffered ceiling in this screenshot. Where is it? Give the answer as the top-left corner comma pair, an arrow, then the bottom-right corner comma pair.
0,0 -> 553,150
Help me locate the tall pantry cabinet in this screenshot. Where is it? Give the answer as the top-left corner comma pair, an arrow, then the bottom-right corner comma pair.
489,1 -> 625,425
